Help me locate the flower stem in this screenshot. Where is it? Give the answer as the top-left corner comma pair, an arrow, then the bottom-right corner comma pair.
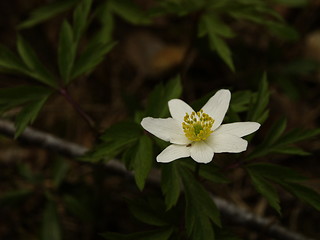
59,87 -> 98,134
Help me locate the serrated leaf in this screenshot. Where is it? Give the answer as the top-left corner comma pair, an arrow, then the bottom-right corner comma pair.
145,75 -> 182,118
0,85 -> 52,106
247,73 -> 269,123
280,182 -> 320,211
14,94 -> 49,138
73,0 -> 92,43
0,44 -> 29,73
101,228 -> 173,240
17,35 -> 57,88
200,14 -> 235,38
273,145 -> 310,156
58,20 -> 75,84
18,0 -> 77,29
127,198 -> 168,227
109,0 -> 151,25
82,121 -> 141,161
246,163 -> 306,182
180,166 -> 220,239
263,118 -> 287,146
161,162 -> 181,210
41,201 -> 62,240
72,41 -> 116,79
247,170 -> 281,214
207,31 -> 234,72
133,135 -> 153,190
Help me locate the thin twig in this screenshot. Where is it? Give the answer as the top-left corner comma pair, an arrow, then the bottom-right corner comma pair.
0,118 -> 316,240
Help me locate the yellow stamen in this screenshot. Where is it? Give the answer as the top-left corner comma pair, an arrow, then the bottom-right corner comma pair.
182,109 -> 214,141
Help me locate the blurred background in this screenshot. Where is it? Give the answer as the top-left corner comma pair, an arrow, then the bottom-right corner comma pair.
0,0 -> 319,239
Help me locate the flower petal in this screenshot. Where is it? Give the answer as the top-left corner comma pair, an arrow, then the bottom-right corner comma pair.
206,133 -> 248,153
168,99 -> 194,123
215,122 -> 261,137
202,89 -> 231,130
141,117 -> 190,144
190,141 -> 214,164
157,144 -> 190,163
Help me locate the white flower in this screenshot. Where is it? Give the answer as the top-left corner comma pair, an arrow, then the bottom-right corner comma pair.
141,89 -> 260,164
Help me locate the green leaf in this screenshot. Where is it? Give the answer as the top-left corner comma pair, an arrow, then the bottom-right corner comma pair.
58,20 -> 76,84
101,228 -> 173,240
52,158 -> 69,188
82,121 -> 141,161
145,75 -> 182,118
17,35 -> 57,88
280,182 -> 320,211
109,0 -> 151,25
18,0 -> 77,29
73,0 -> 93,42
273,145 -> 310,156
200,14 -> 235,38
246,163 -> 306,182
202,14 -> 235,71
133,135 -> 153,190
247,73 -> 269,123
180,166 -> 220,239
127,198 -> 168,227
247,169 -> 281,214
0,44 -> 29,73
161,162 -> 181,210
14,95 -> 49,138
64,194 -> 92,222
0,85 -> 52,107
72,41 -> 116,79
263,117 -> 287,146
0,189 -> 32,206
180,160 -> 229,184
90,2 -> 114,45
41,201 -> 62,240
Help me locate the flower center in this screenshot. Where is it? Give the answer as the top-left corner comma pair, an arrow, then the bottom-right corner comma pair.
182,109 -> 214,142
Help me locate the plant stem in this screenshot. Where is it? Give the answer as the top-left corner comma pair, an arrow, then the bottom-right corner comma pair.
59,87 -> 98,134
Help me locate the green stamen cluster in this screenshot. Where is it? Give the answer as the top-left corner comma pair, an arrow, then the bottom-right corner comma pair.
182,109 -> 214,141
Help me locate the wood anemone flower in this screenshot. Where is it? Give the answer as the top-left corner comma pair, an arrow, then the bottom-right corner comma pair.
141,89 -> 260,164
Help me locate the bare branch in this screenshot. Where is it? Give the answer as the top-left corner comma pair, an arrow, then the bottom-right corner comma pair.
0,118 -> 316,240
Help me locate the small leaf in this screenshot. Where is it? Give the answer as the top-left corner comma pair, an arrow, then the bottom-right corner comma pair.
58,20 -> 76,84
17,35 -> 57,88
52,157 -> 69,188
73,0 -> 93,42
280,182 -> 320,211
41,201 -> 62,240
263,117 -> 287,146
0,189 -> 32,206
72,41 -> 116,79
247,73 -> 269,123
145,75 -> 182,118
246,163 -> 306,182
18,0 -> 78,29
161,162 -> 181,209
14,95 -> 49,138
133,135 -> 153,190
109,0 -> 151,25
64,194 -> 93,222
0,44 -> 29,73
180,166 -> 220,239
247,169 -> 281,214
